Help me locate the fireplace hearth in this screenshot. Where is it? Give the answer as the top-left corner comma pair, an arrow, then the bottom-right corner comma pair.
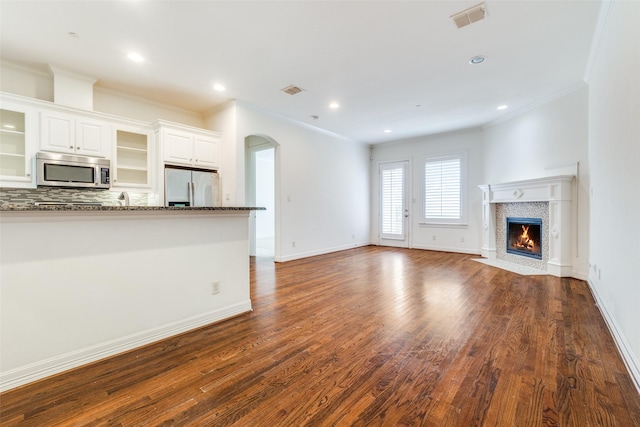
506,217 -> 542,260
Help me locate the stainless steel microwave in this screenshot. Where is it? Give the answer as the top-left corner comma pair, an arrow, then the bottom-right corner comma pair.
36,152 -> 111,189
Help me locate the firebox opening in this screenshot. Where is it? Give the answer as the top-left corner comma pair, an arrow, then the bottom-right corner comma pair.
506,217 -> 542,260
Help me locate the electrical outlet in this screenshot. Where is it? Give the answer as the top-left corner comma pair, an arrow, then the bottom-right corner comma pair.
432,235 -> 436,241
460,237 -> 465,243
211,282 -> 220,295
352,233 -> 355,239
292,241 -> 296,247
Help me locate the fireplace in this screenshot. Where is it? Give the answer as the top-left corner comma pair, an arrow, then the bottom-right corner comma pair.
506,217 -> 542,260
479,175 -> 575,277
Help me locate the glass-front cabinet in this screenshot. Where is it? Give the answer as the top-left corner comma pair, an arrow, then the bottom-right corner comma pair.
112,124 -> 152,189
0,103 -> 36,187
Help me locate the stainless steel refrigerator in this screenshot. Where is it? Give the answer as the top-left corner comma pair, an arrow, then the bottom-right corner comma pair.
165,166 -> 220,207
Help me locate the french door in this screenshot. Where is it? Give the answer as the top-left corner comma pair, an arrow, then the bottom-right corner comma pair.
379,161 -> 409,248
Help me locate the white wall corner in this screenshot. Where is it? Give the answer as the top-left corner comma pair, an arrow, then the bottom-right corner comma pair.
587,278 -> 640,394
584,0 -> 615,83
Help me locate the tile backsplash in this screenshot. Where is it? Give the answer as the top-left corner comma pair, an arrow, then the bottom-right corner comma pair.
0,187 -> 158,207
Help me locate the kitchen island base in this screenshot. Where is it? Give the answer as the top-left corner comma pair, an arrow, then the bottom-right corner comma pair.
0,208 -> 254,391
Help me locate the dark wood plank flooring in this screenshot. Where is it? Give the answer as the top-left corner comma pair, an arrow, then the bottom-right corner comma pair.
1,246 -> 639,426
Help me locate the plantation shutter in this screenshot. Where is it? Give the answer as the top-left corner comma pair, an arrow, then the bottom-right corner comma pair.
381,164 -> 405,238
424,157 -> 461,219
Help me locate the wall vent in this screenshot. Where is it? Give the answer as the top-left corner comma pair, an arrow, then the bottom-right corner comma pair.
281,85 -> 304,95
451,3 -> 487,29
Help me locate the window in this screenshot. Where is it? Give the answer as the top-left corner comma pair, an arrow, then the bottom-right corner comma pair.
423,153 -> 466,225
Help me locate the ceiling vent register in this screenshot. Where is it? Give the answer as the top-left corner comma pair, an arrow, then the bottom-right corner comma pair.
281,85 -> 304,95
451,3 -> 487,29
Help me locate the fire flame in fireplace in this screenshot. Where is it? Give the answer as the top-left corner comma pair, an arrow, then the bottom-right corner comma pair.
514,225 -> 536,251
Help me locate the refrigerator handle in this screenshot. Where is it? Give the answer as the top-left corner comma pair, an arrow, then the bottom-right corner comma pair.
191,181 -> 196,206
188,182 -> 193,206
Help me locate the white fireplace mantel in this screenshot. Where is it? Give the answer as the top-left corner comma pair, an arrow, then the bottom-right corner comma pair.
479,175 -> 575,277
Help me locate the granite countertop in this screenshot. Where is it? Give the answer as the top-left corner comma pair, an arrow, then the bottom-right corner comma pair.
0,204 -> 265,212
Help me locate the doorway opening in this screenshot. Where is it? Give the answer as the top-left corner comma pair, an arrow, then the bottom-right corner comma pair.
245,135 -> 278,259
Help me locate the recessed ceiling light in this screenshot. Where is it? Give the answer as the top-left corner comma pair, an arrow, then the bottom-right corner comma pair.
497,105 -> 508,110
127,52 -> 144,63
68,32 -> 79,39
329,102 -> 340,109
384,129 -> 393,133
213,84 -> 226,92
469,55 -> 486,65
3,124 -> 16,129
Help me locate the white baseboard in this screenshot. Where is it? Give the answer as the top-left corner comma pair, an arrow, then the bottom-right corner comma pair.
572,268 -> 589,281
587,279 -> 640,394
275,241 -> 370,262
0,300 -> 252,392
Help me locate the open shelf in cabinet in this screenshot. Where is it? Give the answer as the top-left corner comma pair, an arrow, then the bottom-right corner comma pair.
114,129 -> 150,187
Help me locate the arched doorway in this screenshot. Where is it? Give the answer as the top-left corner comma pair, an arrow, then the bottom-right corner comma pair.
245,134 -> 279,259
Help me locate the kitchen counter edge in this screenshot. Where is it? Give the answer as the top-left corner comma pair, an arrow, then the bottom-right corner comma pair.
0,205 -> 265,212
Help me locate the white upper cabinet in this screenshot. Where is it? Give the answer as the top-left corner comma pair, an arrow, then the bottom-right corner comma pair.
40,111 -> 110,157
0,99 -> 37,187
193,135 -> 220,169
157,121 -> 221,170
163,129 -> 193,166
76,117 -> 109,156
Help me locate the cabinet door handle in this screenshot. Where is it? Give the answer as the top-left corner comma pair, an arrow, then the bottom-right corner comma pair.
69,146 -> 74,149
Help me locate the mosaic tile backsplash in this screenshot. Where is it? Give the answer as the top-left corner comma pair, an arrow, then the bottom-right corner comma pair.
496,202 -> 549,271
0,187 -> 158,207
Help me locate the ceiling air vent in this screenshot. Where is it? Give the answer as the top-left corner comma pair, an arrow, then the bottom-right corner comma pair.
451,3 -> 487,29
282,85 -> 304,95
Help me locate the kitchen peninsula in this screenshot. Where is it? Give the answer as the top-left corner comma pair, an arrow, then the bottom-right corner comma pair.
0,205 -> 263,391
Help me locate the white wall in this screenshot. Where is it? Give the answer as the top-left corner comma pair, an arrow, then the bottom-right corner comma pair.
256,148 -> 275,239
483,86 -> 590,278
586,0 -> 640,386
371,128 -> 484,254
93,88 -> 204,127
205,102 -> 238,206
0,61 -> 53,101
231,104 -> 371,262
0,61 -> 204,127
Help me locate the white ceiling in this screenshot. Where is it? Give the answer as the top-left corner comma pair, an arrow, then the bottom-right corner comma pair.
0,0 -> 601,144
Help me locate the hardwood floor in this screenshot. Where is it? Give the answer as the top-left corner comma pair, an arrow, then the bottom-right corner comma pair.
1,246 -> 639,426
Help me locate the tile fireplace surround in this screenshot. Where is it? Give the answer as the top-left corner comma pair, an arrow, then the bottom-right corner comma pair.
479,175 -> 575,277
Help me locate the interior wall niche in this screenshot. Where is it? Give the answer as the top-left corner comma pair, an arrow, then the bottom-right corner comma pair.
496,202 -> 549,270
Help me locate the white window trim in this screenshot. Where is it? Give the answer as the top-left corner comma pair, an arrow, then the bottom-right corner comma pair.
421,151 -> 467,227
